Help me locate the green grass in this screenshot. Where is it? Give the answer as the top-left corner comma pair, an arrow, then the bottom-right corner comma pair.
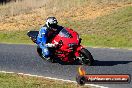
0,30 -> 33,44
62,6 -> 132,48
0,73 -> 89,88
81,6 -> 132,48
0,6 -> 132,48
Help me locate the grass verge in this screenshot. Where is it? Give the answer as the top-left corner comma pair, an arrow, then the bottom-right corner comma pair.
0,6 -> 131,48
0,30 -> 32,44
62,6 -> 132,48
0,72 -> 89,88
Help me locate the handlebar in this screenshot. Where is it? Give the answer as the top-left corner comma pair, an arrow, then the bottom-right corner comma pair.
45,43 -> 56,47
45,40 -> 63,48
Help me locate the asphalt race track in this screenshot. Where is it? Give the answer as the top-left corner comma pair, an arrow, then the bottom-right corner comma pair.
0,44 -> 132,88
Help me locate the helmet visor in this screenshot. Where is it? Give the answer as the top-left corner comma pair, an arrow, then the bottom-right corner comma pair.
49,23 -> 57,29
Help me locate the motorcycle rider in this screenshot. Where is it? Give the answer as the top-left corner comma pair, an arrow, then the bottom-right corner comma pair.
36,17 -> 63,60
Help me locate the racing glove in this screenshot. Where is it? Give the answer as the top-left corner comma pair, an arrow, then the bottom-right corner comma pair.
45,43 -> 56,47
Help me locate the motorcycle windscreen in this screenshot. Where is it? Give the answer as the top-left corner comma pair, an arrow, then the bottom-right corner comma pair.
58,28 -> 72,38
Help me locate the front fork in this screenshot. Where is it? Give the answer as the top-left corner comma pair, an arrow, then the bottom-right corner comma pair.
74,45 -> 84,58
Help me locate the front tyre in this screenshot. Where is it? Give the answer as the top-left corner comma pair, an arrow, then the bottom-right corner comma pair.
78,48 -> 94,65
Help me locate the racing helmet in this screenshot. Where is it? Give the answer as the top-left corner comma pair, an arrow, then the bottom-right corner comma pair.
46,17 -> 58,29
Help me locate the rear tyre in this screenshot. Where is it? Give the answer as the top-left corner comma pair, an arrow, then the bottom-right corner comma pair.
37,46 -> 55,63
78,48 -> 94,65
37,46 -> 45,60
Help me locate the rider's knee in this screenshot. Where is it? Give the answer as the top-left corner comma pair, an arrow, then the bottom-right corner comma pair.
42,48 -> 50,58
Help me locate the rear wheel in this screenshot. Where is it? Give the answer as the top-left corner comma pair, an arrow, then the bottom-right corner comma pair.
78,48 -> 94,65
37,46 -> 54,63
37,46 -> 45,59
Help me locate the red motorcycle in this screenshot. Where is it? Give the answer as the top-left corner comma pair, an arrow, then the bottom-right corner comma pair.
27,27 -> 94,65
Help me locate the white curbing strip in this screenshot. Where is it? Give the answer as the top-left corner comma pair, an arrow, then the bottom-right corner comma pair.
0,71 -> 108,88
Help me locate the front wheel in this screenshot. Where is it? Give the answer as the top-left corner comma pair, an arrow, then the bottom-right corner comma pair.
78,48 -> 94,65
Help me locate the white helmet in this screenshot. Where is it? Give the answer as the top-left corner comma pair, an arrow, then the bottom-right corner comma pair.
46,17 -> 58,28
